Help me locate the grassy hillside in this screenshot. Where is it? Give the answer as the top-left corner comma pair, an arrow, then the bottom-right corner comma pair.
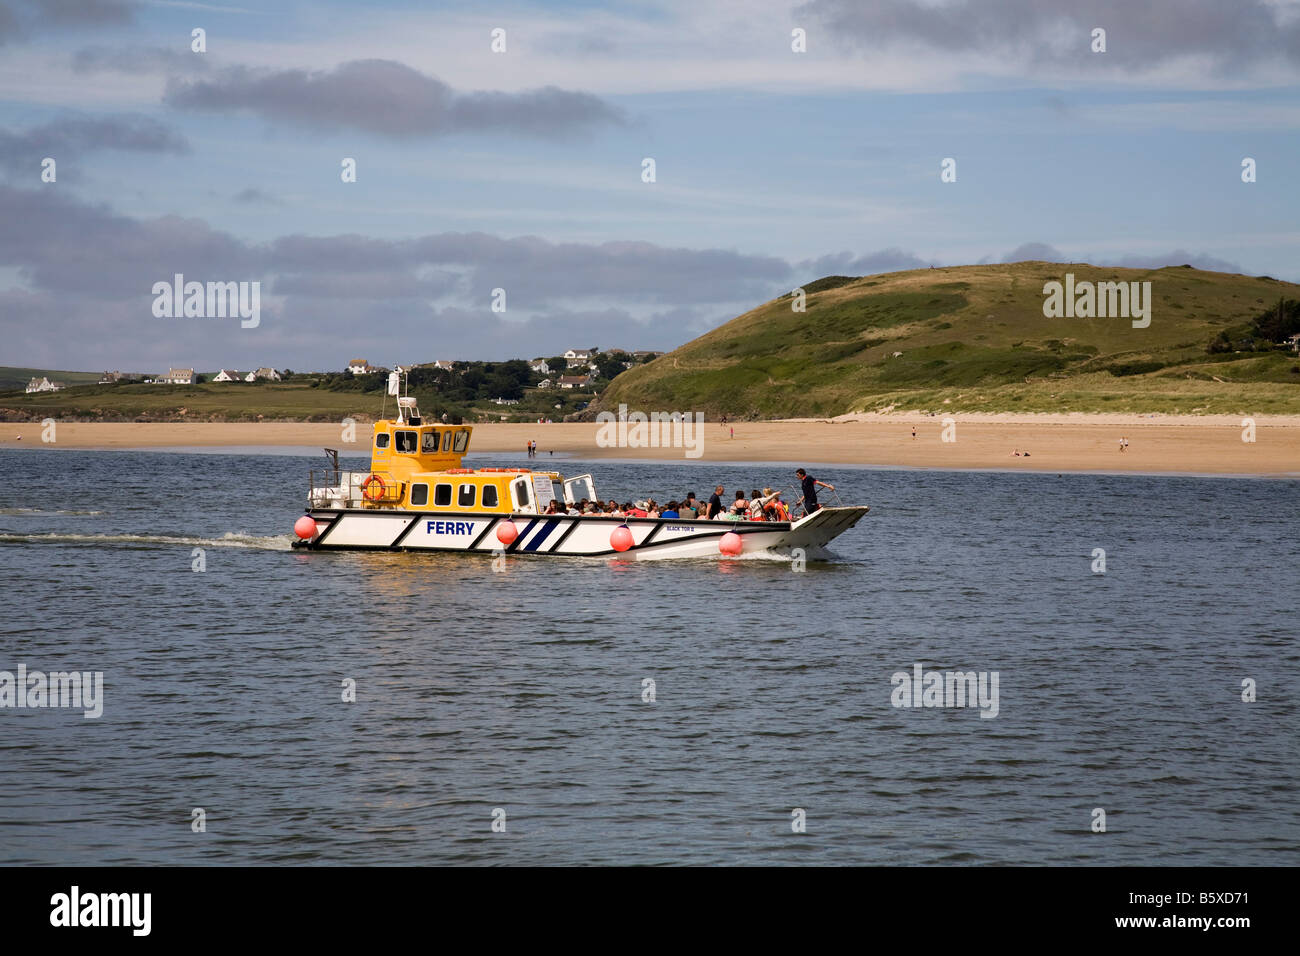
596,262 -> 1300,417
0,381 -> 380,422
0,379 -> 598,423
0,367 -> 107,391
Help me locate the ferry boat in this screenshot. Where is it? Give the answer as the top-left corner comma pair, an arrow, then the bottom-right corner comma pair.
291,387 -> 868,560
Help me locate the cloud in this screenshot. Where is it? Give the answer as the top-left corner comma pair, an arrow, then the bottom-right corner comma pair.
1000,242 -> 1067,262
799,248 -> 935,278
800,0 -> 1300,74
163,59 -> 625,139
72,43 -> 209,74
0,114 -> 189,179
1,0 -> 134,45
995,241 -> 1243,273
231,186 -> 277,204
0,186 -> 788,368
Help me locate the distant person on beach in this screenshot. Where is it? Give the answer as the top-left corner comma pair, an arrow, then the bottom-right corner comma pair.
911,427 -> 916,440
730,427 -> 734,439
795,468 -> 833,514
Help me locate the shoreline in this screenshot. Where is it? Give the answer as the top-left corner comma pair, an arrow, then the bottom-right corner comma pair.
3,417 -> 1298,477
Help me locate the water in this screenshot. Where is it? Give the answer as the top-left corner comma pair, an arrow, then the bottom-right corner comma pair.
0,447 -> 1296,865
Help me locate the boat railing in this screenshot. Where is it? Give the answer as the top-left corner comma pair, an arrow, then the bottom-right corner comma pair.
308,468 -> 404,507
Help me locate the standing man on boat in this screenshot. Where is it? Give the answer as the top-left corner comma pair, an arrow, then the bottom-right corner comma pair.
795,468 -> 834,515
706,485 -> 725,519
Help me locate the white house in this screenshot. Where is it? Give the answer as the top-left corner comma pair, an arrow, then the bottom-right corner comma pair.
558,374 -> 594,389
491,397 -> 520,405
212,369 -> 241,382
25,377 -> 64,393
537,378 -> 553,389
159,368 -> 194,385
348,358 -> 369,374
530,359 -> 551,374
245,367 -> 281,382
564,348 -> 595,368
429,360 -> 454,371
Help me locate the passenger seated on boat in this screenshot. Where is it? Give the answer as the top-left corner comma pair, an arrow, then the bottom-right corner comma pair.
625,501 -> 648,518
660,501 -> 680,519
566,502 -> 581,515
729,490 -> 748,516
679,493 -> 698,519
544,500 -> 561,515
645,499 -> 660,518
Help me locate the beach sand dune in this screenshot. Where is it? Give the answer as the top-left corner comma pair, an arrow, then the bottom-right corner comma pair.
4,416 -> 1297,476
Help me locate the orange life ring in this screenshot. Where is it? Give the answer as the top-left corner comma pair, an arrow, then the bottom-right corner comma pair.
361,474 -> 387,501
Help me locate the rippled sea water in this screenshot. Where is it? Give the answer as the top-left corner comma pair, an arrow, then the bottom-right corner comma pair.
1,447 -> 1297,865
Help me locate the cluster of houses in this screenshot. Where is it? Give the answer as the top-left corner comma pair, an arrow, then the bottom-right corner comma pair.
529,347 -> 662,390
343,348 -> 661,396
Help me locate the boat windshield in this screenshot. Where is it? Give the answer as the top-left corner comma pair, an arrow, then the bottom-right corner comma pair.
563,474 -> 597,505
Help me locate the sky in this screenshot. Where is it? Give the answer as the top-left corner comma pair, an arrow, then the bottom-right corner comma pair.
1,0 -> 1298,372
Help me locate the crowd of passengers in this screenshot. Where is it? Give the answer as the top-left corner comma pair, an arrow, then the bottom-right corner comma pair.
542,487 -> 794,521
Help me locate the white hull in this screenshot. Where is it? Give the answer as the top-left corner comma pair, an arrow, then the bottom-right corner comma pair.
294,506 -> 869,560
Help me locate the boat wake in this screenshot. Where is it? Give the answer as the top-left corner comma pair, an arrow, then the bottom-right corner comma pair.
0,531 -> 294,551
0,507 -> 107,516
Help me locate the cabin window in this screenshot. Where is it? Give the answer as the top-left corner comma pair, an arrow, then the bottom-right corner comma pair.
434,483 -> 452,506
482,485 -> 499,508
442,431 -> 453,452
395,430 -> 418,453
375,433 -> 390,449
421,430 -> 439,452
453,430 -> 469,453
410,483 -> 429,507
458,483 -> 476,508
511,479 -> 530,512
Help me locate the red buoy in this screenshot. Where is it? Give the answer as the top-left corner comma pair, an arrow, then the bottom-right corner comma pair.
719,531 -> 743,555
294,515 -> 317,539
610,524 -> 633,552
496,520 -> 519,545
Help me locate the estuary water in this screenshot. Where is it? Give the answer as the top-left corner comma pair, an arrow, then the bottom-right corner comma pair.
0,447 -> 1297,865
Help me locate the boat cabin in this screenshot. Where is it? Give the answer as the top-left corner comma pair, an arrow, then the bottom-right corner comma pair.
306,393 -> 596,515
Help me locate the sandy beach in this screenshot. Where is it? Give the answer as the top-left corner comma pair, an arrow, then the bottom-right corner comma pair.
3,413 -> 1297,476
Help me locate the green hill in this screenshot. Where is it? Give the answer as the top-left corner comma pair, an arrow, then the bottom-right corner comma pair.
596,262 -> 1300,417
0,367 -> 107,391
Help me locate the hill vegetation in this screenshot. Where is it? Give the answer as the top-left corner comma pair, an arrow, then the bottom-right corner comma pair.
597,262 -> 1300,417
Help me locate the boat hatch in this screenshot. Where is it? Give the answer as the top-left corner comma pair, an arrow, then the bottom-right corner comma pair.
563,474 -> 597,505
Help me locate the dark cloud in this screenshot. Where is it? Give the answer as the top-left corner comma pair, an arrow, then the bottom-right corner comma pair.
1000,241 -> 1066,262
996,241 -> 1243,274
799,248 -> 934,277
0,114 -> 189,180
1,0 -> 134,45
0,186 -> 786,368
72,43 -> 209,75
800,0 -> 1300,72
164,59 -> 625,139
232,187 -> 278,205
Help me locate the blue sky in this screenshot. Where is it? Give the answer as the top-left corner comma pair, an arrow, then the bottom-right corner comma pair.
1,0 -> 1298,371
